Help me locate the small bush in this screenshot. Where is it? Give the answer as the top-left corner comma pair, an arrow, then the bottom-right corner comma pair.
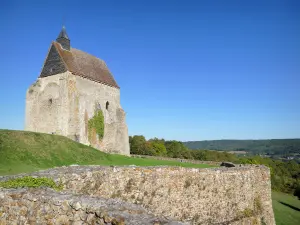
0,176 -> 63,191
293,186 -> 300,200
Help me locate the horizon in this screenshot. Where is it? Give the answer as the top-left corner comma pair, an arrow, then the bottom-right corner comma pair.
183,138 -> 300,142
0,0 -> 299,141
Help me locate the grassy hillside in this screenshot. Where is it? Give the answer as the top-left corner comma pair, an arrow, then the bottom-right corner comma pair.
272,191 -> 300,225
0,130 -> 212,175
183,139 -> 300,155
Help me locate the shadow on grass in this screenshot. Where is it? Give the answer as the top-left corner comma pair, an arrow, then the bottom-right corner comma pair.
279,201 -> 300,212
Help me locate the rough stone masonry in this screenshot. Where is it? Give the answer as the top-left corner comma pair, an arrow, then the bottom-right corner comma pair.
0,188 -> 187,225
25,27 -> 130,155
0,165 -> 275,225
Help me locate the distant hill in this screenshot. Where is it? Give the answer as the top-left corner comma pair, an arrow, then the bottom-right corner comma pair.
183,139 -> 300,155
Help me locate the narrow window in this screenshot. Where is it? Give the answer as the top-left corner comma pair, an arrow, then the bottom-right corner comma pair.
106,101 -> 109,110
49,98 -> 53,104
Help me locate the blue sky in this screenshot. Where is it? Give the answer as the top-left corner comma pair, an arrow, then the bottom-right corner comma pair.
0,0 -> 299,141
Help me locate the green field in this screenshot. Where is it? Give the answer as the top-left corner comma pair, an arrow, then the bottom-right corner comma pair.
0,130 -> 213,175
272,191 -> 300,225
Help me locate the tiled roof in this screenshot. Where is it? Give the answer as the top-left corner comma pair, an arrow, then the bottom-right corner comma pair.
53,42 -> 119,88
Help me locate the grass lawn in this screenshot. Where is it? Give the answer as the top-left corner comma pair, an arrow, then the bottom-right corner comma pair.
0,129 -> 213,175
272,191 -> 300,225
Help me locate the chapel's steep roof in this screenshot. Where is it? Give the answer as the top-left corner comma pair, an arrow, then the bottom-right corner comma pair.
39,27 -> 119,88
41,41 -> 119,88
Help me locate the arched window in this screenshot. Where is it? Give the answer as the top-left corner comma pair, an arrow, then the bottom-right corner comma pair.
106,101 -> 109,110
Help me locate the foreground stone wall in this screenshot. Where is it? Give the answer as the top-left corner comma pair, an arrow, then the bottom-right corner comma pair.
25,72 -> 130,155
0,188 -> 186,225
1,166 -> 275,225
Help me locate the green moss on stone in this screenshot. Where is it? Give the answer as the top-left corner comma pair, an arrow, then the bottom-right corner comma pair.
0,176 -> 63,191
254,196 -> 262,213
88,109 -> 104,140
242,208 -> 254,218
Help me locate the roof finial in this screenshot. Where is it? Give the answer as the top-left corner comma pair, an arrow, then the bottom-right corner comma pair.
56,25 -> 70,50
62,16 -> 66,29
57,26 -> 69,40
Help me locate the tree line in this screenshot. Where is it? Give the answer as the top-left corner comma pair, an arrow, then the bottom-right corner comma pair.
129,135 -> 300,196
184,139 -> 300,155
129,135 -> 238,162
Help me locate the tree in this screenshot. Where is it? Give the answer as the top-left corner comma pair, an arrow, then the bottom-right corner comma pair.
142,142 -> 156,156
150,141 -> 167,156
149,137 -> 165,145
130,135 -> 146,155
165,141 -> 192,159
191,150 -> 207,160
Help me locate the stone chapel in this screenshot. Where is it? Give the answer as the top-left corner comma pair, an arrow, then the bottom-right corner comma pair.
25,27 -> 130,155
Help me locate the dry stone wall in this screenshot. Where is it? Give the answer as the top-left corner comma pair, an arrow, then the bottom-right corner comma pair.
0,188 -> 186,225
0,166 -> 275,225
